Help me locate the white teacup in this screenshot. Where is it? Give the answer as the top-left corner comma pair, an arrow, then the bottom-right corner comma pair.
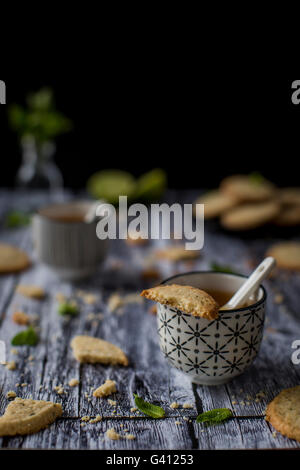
32,201 -> 109,281
156,271 -> 267,386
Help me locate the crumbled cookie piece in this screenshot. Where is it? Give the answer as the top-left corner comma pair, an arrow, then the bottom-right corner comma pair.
68,378 -> 79,387
6,391 -> 16,399
141,268 -> 161,282
55,292 -> 66,302
93,379 -> 117,398
141,284 -> 219,320
81,416 -> 90,422
170,402 -> 180,409
125,433 -> 136,440
108,399 -> 117,407
106,428 -> 120,440
5,361 -> 17,371
0,398 -> 62,436
54,385 -> 64,395
183,403 -> 193,409
126,233 -> 148,246
71,335 -> 128,366
12,310 -> 30,326
89,415 -> 102,424
16,284 -> 45,299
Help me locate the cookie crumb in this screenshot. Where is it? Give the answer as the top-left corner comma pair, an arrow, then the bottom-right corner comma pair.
16,284 -> 45,299
125,434 -> 136,440
69,378 -> 79,387
93,379 -> 117,398
130,407 -> 137,413
89,415 -> 102,424
108,399 -> 117,406
106,428 -> 120,440
81,416 -> 90,422
183,403 -> 193,409
54,385 -> 64,395
12,311 -> 30,325
6,361 -> 17,371
170,402 -> 180,409
6,390 -> 16,399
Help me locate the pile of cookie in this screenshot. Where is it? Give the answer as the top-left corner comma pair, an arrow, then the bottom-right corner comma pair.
194,174 -> 300,230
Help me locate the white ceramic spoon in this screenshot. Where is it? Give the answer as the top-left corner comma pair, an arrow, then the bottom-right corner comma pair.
221,257 -> 276,311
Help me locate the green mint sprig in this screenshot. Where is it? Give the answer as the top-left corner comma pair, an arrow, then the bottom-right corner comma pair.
133,394 -> 165,419
11,326 -> 39,346
196,408 -> 233,426
58,301 -> 79,316
210,262 -> 236,274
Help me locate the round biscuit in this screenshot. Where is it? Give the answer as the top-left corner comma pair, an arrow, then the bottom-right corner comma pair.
279,187 -> 300,206
221,201 -> 280,231
266,242 -> 300,270
0,243 -> 31,274
220,174 -> 275,202
274,205 -> 300,226
266,386 -> 300,442
193,190 -> 238,219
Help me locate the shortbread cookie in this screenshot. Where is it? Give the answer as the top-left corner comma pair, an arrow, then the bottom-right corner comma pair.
266,242 -> 300,270
274,206 -> 300,226
141,284 -> 219,320
193,190 -> 238,219
155,246 -> 200,262
93,379 -> 117,398
12,310 -> 30,325
279,188 -> 300,206
0,243 -> 30,274
0,397 -> 62,436
71,335 -> 128,366
266,386 -> 300,442
220,174 -> 275,202
16,284 -> 45,299
221,201 -> 280,230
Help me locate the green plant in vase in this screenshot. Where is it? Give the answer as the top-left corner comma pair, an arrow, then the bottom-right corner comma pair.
8,87 -> 72,190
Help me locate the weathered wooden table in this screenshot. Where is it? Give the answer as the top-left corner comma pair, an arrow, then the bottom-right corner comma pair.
0,190 -> 300,450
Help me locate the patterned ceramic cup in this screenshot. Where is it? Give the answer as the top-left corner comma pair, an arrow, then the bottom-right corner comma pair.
157,271 -> 267,385
32,201 -> 109,281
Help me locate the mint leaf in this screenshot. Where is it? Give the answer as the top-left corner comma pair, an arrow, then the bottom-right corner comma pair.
11,327 -> 39,346
58,301 -> 79,316
5,210 -> 31,228
133,394 -> 165,419
211,262 -> 236,274
196,408 -> 232,426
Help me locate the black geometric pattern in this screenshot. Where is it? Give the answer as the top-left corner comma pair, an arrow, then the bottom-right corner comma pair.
157,301 -> 265,383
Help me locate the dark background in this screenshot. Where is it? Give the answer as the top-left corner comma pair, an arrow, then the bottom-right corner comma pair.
1,76 -> 299,189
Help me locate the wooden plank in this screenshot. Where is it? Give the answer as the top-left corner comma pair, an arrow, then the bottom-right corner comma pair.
1,190 -> 300,449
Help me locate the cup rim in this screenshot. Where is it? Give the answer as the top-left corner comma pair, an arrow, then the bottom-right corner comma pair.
34,200 -> 96,226
160,270 -> 267,315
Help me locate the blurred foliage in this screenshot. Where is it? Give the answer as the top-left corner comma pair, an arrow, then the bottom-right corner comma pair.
248,171 -> 265,185
4,210 -> 31,228
8,88 -> 72,143
210,262 -> 236,274
87,168 -> 167,205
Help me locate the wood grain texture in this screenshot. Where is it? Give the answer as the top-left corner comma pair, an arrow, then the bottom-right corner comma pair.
0,189 -> 300,450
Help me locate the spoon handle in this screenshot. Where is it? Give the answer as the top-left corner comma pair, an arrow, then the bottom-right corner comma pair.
222,257 -> 276,311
